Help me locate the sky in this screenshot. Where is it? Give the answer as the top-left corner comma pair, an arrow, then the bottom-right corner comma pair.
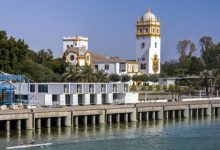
0,0 -> 220,62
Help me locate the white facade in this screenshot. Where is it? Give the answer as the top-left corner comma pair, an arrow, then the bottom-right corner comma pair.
29,83 -> 138,106
94,62 -> 127,75
136,9 -> 161,74
63,36 -> 88,52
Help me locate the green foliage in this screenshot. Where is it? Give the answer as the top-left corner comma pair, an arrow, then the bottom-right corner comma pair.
109,74 -> 121,82
130,84 -> 137,91
155,85 -> 161,92
121,74 -> 131,82
148,85 -> 153,91
141,85 -> 148,91
162,85 -> 167,91
95,70 -> 109,82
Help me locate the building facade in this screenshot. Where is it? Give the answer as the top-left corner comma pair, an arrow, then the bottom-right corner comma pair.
136,8 -> 161,75
126,60 -> 140,76
29,83 -> 138,106
63,36 -> 88,52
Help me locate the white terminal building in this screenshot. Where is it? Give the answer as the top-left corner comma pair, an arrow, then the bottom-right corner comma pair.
28,83 -> 138,106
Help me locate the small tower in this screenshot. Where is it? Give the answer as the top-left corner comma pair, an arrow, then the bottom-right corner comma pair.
136,7 -> 161,74
62,35 -> 88,53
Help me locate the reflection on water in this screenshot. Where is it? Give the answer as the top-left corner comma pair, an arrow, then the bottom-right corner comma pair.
1,116 -> 220,149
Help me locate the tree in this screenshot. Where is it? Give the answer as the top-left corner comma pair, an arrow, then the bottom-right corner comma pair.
62,65 -> 80,82
47,58 -> 68,74
121,74 -> 131,82
80,64 -> 96,82
109,74 -> 121,82
36,49 -> 53,64
200,36 -> 214,52
95,70 -> 109,82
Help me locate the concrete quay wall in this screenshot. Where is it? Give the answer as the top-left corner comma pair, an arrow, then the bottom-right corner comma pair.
0,100 -> 220,130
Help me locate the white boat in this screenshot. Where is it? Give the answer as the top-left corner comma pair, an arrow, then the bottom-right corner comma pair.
6,143 -> 52,149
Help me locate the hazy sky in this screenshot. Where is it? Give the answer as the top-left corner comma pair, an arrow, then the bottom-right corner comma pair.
0,0 -> 220,62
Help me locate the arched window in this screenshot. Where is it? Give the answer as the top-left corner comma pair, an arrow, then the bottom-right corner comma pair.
155,42 -> 157,48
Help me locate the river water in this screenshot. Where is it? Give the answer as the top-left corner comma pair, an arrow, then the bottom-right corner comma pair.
2,117 -> 220,150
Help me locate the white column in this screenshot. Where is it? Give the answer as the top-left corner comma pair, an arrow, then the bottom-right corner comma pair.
71,94 -> 78,106
84,94 -> 90,105
107,93 -> 113,104
145,112 -> 149,121
139,112 -> 142,121
58,94 -> 66,106
95,94 -> 102,104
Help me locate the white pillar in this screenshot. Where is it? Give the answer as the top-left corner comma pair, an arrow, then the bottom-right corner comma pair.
84,94 -> 90,105
74,116 -> 79,126
116,114 -> 120,123
95,94 -> 102,104
71,94 -> 78,106
57,117 -> 61,127
108,114 -> 112,124
83,116 -> 88,125
124,113 -> 128,123
36,119 -> 41,129
47,118 -> 51,128
92,116 -> 96,125
107,93 -> 113,104
166,111 -> 169,119
58,94 -> 66,106
152,112 -> 155,120
139,112 -> 142,121
145,112 -> 149,121
5,120 -> 10,131
17,120 -> 21,130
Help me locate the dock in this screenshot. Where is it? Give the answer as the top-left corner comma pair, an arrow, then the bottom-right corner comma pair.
0,100 -> 220,130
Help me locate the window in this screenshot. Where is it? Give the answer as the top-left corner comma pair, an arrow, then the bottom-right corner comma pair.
145,28 -> 148,33
30,84 -> 35,93
155,42 -> 157,48
52,95 -> 57,102
142,57 -> 145,61
152,28 -> 155,33
71,45 -> 73,47
75,42 -> 77,46
139,29 -> 142,33
141,63 -> 146,69
70,55 -> 75,61
105,64 -> 109,70
157,28 -> 159,33
38,84 -> 48,93
120,63 -> 126,72
95,65 -> 98,70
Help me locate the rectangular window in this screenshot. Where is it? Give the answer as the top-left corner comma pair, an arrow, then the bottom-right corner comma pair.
105,64 -> 109,70
141,63 -> 146,69
139,29 -> 142,33
30,84 -> 35,93
145,28 -> 148,33
120,63 -> 126,72
38,84 -> 48,93
95,65 -> 98,70
155,42 -> 157,48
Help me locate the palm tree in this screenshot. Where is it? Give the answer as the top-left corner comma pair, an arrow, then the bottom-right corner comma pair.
62,64 -> 80,82
200,70 -> 211,96
95,70 -> 109,82
80,64 -> 96,82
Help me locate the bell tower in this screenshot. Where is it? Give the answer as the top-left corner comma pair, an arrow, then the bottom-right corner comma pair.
136,8 -> 161,74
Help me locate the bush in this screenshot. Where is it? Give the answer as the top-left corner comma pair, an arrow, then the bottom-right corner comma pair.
109,74 -> 121,82
130,85 -> 137,91
121,74 -> 131,82
141,85 -> 148,91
